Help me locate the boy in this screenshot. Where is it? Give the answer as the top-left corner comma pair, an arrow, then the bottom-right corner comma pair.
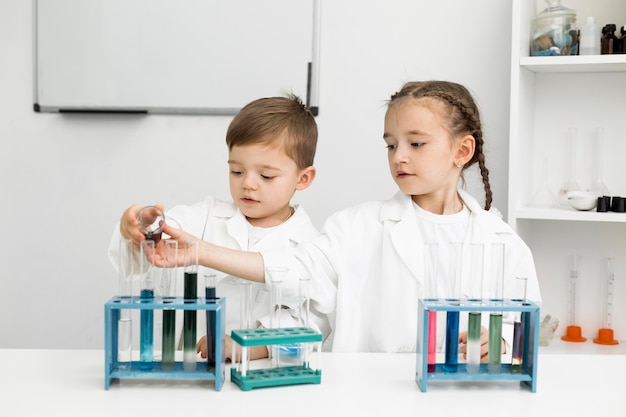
107,94 -> 327,360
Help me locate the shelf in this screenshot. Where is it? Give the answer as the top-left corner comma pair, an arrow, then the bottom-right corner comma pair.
513,207 -> 626,222
519,55 -> 626,73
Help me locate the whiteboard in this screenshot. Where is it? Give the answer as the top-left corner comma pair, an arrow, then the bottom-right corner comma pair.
34,0 -> 320,115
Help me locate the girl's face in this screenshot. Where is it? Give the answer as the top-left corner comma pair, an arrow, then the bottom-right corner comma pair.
228,140 -> 313,227
383,99 -> 469,213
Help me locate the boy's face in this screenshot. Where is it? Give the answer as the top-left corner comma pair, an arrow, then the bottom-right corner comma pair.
228,142 -> 304,227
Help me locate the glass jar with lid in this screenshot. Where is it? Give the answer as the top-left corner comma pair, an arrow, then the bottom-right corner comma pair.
530,0 -> 578,56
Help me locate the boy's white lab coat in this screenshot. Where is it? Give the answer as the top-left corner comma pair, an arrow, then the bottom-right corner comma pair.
262,190 -> 541,353
108,196 -> 326,345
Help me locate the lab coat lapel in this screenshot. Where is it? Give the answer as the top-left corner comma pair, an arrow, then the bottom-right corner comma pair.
384,193 -> 423,285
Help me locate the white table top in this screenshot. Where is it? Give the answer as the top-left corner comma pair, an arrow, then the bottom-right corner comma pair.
1,345 -> 623,417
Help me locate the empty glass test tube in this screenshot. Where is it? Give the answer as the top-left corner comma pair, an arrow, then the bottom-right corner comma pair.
267,266 -> 288,368
117,239 -> 134,369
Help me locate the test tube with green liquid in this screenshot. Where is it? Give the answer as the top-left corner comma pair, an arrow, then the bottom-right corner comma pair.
466,243 -> 485,373
488,242 -> 504,374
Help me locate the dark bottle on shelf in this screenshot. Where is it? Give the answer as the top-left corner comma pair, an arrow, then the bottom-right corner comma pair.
601,24 -> 618,54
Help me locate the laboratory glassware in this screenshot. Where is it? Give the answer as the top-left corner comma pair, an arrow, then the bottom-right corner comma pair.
466,243 -> 485,372
117,239 -> 134,369
423,243 -> 439,373
136,205 -> 165,244
183,241 -> 199,371
267,266 -> 288,368
240,280 -> 253,330
561,255 -> 586,342
443,242 -> 462,373
511,277 -> 528,373
161,240 -> 178,371
488,242 -> 505,373
205,270 -> 218,370
593,257 -> 618,345
139,240 -> 155,367
589,127 -> 610,197
558,127 -> 581,207
533,158 -> 558,208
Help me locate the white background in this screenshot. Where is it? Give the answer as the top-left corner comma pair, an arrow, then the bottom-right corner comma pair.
0,0 -> 619,349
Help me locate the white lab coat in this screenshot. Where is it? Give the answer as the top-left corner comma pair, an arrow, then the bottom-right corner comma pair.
262,190 -> 541,353
107,196 -> 327,346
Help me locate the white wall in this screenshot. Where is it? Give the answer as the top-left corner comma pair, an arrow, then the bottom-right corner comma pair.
0,0 -> 513,349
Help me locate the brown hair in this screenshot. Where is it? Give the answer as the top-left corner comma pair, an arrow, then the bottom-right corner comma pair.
388,80 -> 492,210
226,94 -> 317,169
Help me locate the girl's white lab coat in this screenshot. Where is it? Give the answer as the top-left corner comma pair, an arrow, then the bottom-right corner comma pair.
262,190 -> 541,353
108,196 -> 324,340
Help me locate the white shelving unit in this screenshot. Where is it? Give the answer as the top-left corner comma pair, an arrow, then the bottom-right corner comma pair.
509,0 -> 626,346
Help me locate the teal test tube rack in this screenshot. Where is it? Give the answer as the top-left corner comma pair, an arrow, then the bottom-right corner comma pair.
416,298 -> 539,392
230,327 -> 322,391
104,295 -> 226,390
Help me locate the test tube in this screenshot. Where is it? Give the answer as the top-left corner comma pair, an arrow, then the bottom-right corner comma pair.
593,257 -> 619,345
466,243 -> 485,373
561,255 -> 587,342
423,243 -> 438,373
298,276 -> 312,367
240,281 -> 253,330
488,242 -> 504,374
139,240 -> 155,367
443,243 -> 462,373
183,241 -> 199,371
511,277 -> 528,373
205,270 -> 218,370
161,240 -> 178,371
267,266 -> 288,368
117,239 -> 134,369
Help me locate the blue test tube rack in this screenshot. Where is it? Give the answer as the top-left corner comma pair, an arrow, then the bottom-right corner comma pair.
416,298 -> 539,392
104,295 -> 226,390
230,327 -> 322,391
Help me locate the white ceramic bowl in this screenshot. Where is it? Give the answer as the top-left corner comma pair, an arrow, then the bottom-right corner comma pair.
567,191 -> 600,211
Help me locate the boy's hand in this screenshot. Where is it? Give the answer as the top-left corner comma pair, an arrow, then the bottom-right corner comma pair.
119,204 -> 165,245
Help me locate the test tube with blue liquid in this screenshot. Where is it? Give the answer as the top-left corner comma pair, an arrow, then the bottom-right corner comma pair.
423,243 -> 439,373
117,239 -> 134,369
183,241 -> 199,371
139,240 -> 156,367
204,270 -> 218,370
161,240 -> 178,371
466,243 -> 485,372
443,242 -> 462,373
488,242 -> 505,374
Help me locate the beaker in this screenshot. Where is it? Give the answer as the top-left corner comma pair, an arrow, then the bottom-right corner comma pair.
136,206 -> 165,244
593,257 -> 618,345
561,255 -> 586,342
161,240 -> 178,371
139,240 -> 156,367
183,241 -> 199,371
